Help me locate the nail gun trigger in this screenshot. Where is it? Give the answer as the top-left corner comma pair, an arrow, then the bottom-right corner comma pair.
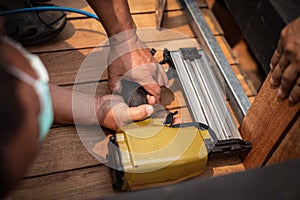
158,48 -> 177,80
159,48 -> 175,68
163,111 -> 178,126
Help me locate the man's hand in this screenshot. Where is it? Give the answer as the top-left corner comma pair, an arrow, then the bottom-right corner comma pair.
107,31 -> 169,104
95,95 -> 154,131
270,17 -> 300,105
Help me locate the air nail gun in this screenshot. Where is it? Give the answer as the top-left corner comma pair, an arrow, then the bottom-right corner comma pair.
107,48 -> 252,191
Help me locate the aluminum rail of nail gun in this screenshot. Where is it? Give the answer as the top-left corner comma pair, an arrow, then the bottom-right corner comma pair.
170,48 -> 242,144
179,0 -> 251,123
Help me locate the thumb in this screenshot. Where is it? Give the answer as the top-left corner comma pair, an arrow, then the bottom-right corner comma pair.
128,105 -> 154,121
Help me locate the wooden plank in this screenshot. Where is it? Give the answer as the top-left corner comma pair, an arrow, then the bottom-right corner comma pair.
231,64 -> 257,97
202,156 -> 245,177
39,37 -> 239,90
28,18 -> 106,53
49,0 -> 207,18
39,48 -> 102,86
239,74 -> 300,169
232,39 -> 264,91
39,39 -> 200,86
27,9 -> 226,53
14,156 -> 244,200
267,116 -> 300,165
28,11 -> 196,53
26,126 -> 102,177
201,9 -> 224,36
215,36 -> 238,65
14,166 -> 116,200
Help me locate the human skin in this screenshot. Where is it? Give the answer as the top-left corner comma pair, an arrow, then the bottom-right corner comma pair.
270,17 -> 300,105
86,0 -> 169,103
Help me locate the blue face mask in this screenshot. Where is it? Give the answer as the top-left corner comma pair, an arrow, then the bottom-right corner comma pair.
4,39 -> 54,142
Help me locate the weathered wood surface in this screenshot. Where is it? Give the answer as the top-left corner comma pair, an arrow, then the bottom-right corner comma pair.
240,74 -> 300,169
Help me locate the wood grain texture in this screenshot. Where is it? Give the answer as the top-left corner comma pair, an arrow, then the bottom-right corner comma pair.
267,116 -> 300,165
39,39 -> 201,86
201,9 -> 224,35
26,126 -> 102,177
231,64 -> 257,97
14,157 -> 244,200
28,9 -> 225,53
39,36 -> 239,88
14,166 -> 116,200
215,36 -> 238,65
49,0 -> 207,18
239,74 -> 300,169
28,11 -> 195,53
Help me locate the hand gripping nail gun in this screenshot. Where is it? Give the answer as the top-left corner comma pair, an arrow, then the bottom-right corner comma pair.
107,48 -> 252,191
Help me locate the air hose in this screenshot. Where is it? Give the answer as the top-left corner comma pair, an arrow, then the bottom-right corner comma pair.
0,6 -> 99,20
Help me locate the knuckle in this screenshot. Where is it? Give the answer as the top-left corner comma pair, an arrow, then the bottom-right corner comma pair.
284,43 -> 295,54
274,49 -> 281,57
281,76 -> 292,89
280,29 -> 286,38
296,79 -> 300,87
281,74 -> 292,83
271,68 -> 283,80
290,86 -> 300,104
278,63 -> 286,71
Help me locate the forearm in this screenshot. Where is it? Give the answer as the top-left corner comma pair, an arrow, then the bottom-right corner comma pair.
50,84 -> 98,126
86,0 -> 136,37
49,84 -> 153,131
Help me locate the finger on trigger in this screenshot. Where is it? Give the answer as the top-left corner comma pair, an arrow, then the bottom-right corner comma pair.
146,94 -> 156,105
143,83 -> 161,102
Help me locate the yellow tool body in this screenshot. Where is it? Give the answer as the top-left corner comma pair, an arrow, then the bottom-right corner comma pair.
108,118 -> 211,190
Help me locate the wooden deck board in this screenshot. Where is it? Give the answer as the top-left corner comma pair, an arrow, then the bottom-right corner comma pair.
240,74 -> 300,168
39,36 -> 238,89
11,0 -> 260,198
26,126 -> 101,177
50,0 -> 207,18
28,9 -> 224,53
14,166 -> 115,200
14,156 -> 243,200
267,117 -> 300,165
